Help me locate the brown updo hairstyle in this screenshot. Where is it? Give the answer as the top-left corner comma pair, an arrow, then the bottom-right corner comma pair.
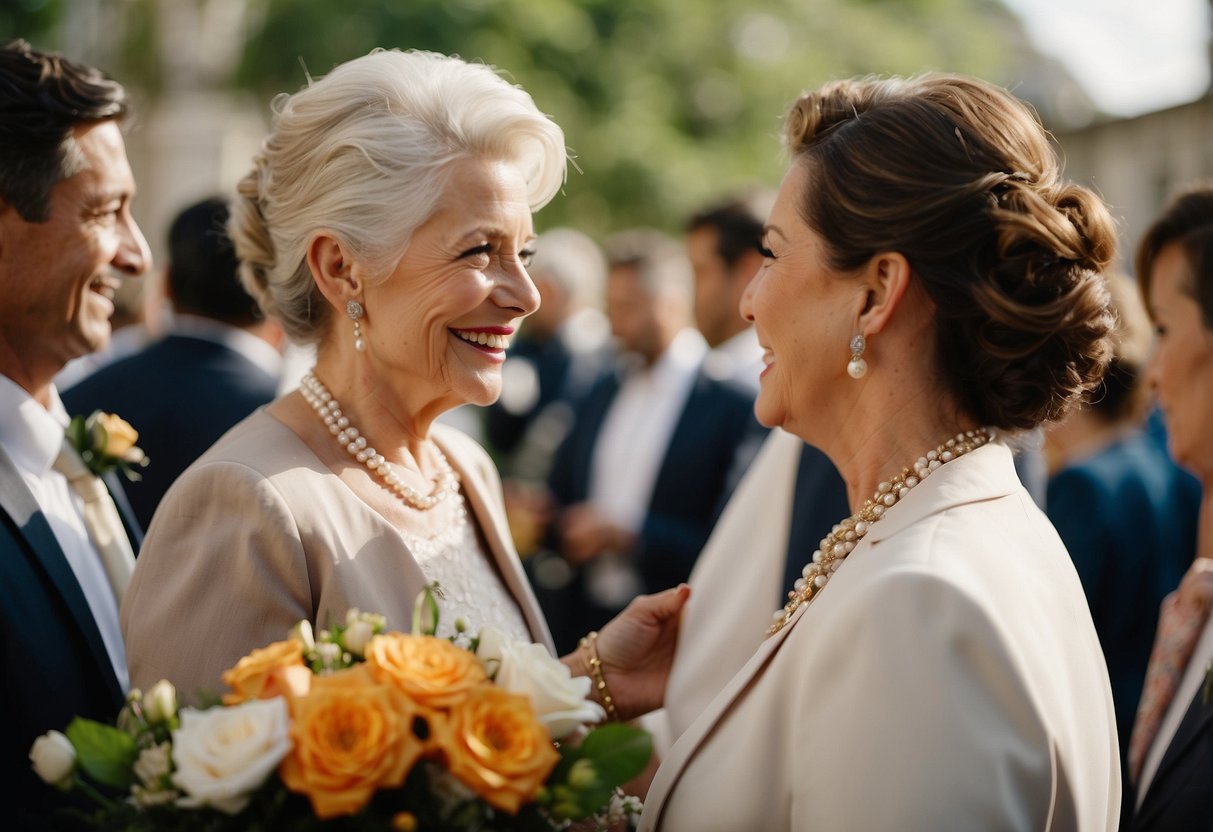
1135,184 -> 1213,331
782,74 -> 1117,431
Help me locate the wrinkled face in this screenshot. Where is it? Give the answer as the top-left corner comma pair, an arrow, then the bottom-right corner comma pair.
1145,241 -> 1213,478
687,226 -> 736,348
0,121 -> 150,381
360,157 -> 540,409
740,163 -> 856,439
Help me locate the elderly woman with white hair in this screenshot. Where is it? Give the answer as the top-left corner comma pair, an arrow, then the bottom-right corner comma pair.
122,50 -> 685,715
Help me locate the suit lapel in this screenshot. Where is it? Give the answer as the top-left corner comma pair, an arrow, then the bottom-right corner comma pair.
1134,682 -> 1213,829
437,435 -> 556,654
0,445 -> 123,703
102,470 -> 143,550
642,600 -> 808,830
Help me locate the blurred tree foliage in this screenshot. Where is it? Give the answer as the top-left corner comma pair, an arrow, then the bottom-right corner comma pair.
11,0 -> 1013,233
235,0 -> 1011,232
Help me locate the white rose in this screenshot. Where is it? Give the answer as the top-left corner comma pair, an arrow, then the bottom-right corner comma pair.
29,730 -> 76,788
172,697 -> 292,815
476,626 -> 605,739
144,679 -> 178,724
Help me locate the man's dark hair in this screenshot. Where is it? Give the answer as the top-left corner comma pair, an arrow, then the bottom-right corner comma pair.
169,197 -> 263,327
0,39 -> 128,222
685,194 -> 769,269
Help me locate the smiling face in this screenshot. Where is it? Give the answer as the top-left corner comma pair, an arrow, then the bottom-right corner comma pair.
740,162 -> 860,440
358,156 -> 540,412
0,120 -> 150,395
1145,240 -> 1213,479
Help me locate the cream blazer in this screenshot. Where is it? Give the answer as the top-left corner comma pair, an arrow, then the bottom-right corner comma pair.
641,439 -> 1120,832
122,409 -> 553,698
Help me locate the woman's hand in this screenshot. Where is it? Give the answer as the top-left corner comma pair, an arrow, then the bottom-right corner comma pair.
1176,557 -> 1213,611
562,584 -> 690,722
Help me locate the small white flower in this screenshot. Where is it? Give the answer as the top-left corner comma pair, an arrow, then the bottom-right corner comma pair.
29,731 -> 76,788
476,626 -> 605,739
172,698 -> 291,815
343,619 -> 375,656
131,783 -> 181,808
133,742 -> 173,788
144,679 -> 178,724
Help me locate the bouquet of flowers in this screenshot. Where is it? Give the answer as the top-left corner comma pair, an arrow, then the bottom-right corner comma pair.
30,588 -> 650,830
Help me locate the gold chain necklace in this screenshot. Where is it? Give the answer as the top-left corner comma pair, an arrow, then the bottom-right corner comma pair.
300,371 -> 459,511
768,427 -> 992,637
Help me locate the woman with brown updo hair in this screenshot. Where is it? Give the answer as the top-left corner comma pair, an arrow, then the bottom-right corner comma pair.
640,74 -> 1120,830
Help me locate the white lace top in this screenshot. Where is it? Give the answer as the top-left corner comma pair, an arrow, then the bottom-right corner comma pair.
405,491 -> 532,644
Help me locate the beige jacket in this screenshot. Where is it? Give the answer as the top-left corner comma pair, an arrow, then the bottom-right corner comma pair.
122,409 -> 552,698
641,439 -> 1120,832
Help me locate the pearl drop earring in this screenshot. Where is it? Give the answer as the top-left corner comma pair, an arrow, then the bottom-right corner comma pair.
347,299 -> 366,352
847,333 -> 867,379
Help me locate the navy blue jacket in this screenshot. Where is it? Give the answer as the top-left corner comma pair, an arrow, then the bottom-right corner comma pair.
63,334 -> 279,530
0,444 -> 139,829
541,363 -> 762,651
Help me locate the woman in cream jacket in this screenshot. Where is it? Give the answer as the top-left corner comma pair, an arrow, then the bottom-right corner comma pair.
642,74 -> 1121,831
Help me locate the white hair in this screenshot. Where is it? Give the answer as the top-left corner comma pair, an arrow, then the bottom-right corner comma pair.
229,49 -> 567,344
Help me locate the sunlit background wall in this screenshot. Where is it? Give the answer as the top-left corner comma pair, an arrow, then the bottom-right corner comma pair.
5,0 -> 1211,278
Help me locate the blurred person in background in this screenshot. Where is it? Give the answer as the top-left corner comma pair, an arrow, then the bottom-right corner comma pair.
540,229 -> 761,653
0,39 -> 150,827
1121,184 -> 1213,832
1044,271 -> 1198,763
122,50 -> 686,722
686,192 -> 771,391
63,197 -> 284,529
486,226 -> 611,473
485,227 -> 612,561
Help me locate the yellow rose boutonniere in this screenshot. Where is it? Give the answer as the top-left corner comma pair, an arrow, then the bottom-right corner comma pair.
67,410 -> 150,481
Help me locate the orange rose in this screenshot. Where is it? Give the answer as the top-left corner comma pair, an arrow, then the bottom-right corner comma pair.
221,639 -> 304,705
364,633 -> 487,709
279,664 -> 425,819
438,686 -> 559,814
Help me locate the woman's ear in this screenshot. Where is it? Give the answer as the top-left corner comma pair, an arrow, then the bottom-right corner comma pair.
856,251 -> 912,336
307,232 -> 360,309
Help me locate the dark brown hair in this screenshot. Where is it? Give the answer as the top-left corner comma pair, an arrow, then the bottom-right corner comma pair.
0,39 -> 128,222
782,74 -> 1116,431
1136,184 -> 1213,330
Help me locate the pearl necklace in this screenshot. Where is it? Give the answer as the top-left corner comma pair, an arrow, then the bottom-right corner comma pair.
300,371 -> 459,511
767,427 -> 992,637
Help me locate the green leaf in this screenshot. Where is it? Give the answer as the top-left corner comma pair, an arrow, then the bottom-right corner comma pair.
66,415 -> 88,454
65,717 -> 138,790
548,724 -> 652,818
411,583 -> 441,636
579,723 -> 651,784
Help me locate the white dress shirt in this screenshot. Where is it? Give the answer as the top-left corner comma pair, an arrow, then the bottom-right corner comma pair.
582,330 -> 706,608
589,329 -> 707,534
0,375 -> 129,691
1138,607 -> 1213,804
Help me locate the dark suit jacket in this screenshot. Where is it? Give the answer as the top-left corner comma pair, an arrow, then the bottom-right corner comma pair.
1046,432 -> 1198,759
0,444 -> 138,829
63,334 -> 279,530
1123,681 -> 1213,832
780,442 -> 851,601
541,362 -> 763,652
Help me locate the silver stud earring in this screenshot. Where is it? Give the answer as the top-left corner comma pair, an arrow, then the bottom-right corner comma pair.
847,333 -> 867,379
347,299 -> 366,352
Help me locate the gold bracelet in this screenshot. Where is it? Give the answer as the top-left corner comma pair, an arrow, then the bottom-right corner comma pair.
579,630 -> 619,722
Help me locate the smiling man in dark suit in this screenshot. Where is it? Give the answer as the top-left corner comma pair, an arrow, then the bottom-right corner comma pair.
0,40 -> 151,826
538,229 -> 763,653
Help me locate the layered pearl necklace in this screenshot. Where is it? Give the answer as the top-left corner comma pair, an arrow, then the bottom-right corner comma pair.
300,371 -> 459,511
767,427 -> 992,637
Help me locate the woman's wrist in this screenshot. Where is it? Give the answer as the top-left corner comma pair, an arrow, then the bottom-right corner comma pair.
577,631 -> 621,722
